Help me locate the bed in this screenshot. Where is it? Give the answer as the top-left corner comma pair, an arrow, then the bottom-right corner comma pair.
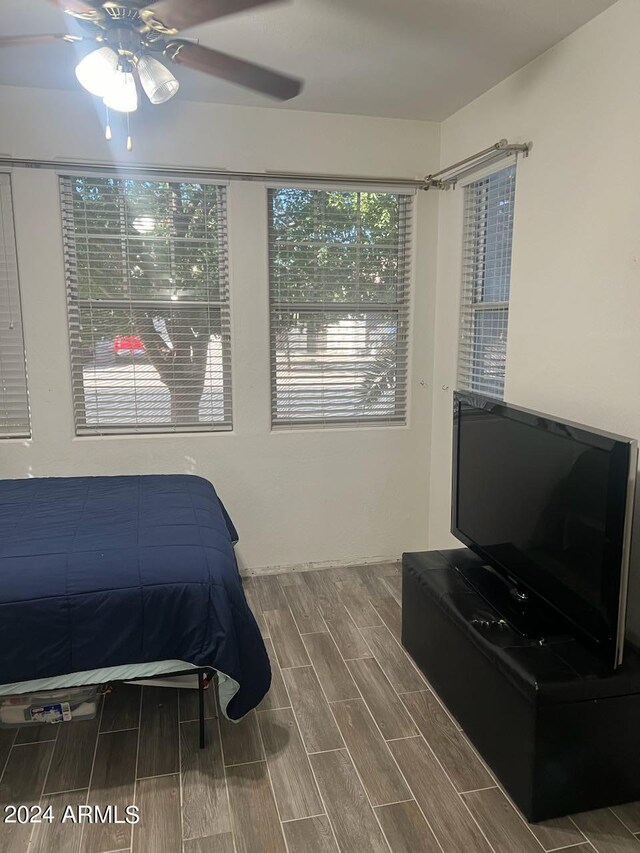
0,474 -> 270,722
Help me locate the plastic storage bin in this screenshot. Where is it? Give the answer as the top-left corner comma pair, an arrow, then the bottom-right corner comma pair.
0,685 -> 99,728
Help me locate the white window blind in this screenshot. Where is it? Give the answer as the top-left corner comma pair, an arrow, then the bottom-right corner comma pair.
268,188 -> 412,427
458,164 -> 516,399
0,174 -> 30,439
60,175 -> 231,435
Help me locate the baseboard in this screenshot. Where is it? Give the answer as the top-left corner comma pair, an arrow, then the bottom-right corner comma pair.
239,555 -> 400,578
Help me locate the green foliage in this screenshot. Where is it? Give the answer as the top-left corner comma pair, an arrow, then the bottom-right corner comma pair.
269,189 -> 405,307
71,176 -> 222,308
67,176 -> 227,422
68,179 -> 406,423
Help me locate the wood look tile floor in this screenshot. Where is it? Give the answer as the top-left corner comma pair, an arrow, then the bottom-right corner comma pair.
2,563 -> 640,852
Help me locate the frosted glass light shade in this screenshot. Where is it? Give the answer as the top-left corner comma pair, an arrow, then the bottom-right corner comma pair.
103,70 -> 139,113
137,54 -> 179,104
75,46 -> 119,97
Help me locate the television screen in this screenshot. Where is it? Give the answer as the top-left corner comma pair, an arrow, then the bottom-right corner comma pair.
452,392 -> 637,666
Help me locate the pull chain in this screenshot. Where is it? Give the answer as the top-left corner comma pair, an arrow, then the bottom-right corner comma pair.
126,112 -> 133,152
105,105 -> 112,141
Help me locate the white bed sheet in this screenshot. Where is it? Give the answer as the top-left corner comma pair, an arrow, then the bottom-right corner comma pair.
0,660 -> 240,720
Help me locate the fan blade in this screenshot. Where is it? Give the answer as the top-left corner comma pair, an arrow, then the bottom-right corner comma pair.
140,0 -> 280,34
45,0 -> 104,21
165,41 -> 302,100
0,33 -> 81,48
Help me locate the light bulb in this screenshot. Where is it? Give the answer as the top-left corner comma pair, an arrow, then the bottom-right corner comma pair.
103,70 -> 139,113
137,54 -> 179,105
75,46 -> 119,97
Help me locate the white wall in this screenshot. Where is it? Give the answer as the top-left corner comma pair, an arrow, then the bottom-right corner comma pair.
0,86 -> 440,572
429,0 -> 640,560
4,0 -> 636,579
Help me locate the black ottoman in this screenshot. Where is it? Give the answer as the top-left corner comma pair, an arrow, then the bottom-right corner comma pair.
402,548 -> 640,821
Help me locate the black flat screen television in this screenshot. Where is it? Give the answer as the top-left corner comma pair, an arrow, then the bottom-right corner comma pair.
452,391 -> 637,668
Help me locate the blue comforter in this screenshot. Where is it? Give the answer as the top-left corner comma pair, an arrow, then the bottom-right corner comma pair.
0,474 -> 270,720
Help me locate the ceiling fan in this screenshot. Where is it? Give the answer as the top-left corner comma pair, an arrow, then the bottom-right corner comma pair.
0,0 -> 303,132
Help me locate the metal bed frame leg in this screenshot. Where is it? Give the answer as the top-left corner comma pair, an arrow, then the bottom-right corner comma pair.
198,671 -> 206,749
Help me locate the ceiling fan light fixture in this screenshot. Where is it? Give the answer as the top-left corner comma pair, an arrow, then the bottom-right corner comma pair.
137,54 -> 180,105
103,69 -> 139,113
75,45 -> 119,97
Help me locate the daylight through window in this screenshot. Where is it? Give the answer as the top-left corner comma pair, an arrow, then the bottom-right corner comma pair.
60,175 -> 231,434
457,164 -> 516,399
268,187 -> 412,427
0,173 -> 30,439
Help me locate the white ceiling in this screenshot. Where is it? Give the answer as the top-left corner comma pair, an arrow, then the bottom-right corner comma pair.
0,0 -> 617,120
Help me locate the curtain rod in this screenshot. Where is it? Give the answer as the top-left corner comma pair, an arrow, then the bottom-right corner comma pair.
424,139 -> 530,190
0,156 -> 427,190
0,138 -> 529,191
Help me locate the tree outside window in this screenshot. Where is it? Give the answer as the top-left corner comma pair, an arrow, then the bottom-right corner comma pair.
61,175 -> 231,433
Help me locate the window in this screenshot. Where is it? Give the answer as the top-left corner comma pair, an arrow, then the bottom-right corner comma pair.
60,175 -> 231,434
457,164 -> 516,399
0,174 -> 30,438
268,188 -> 412,427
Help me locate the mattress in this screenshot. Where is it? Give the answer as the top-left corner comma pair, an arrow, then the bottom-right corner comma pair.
0,474 -> 270,720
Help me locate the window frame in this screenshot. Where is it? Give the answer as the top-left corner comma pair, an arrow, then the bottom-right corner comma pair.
267,185 -> 414,430
456,161 -> 517,400
0,172 -> 31,440
59,171 -> 232,436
